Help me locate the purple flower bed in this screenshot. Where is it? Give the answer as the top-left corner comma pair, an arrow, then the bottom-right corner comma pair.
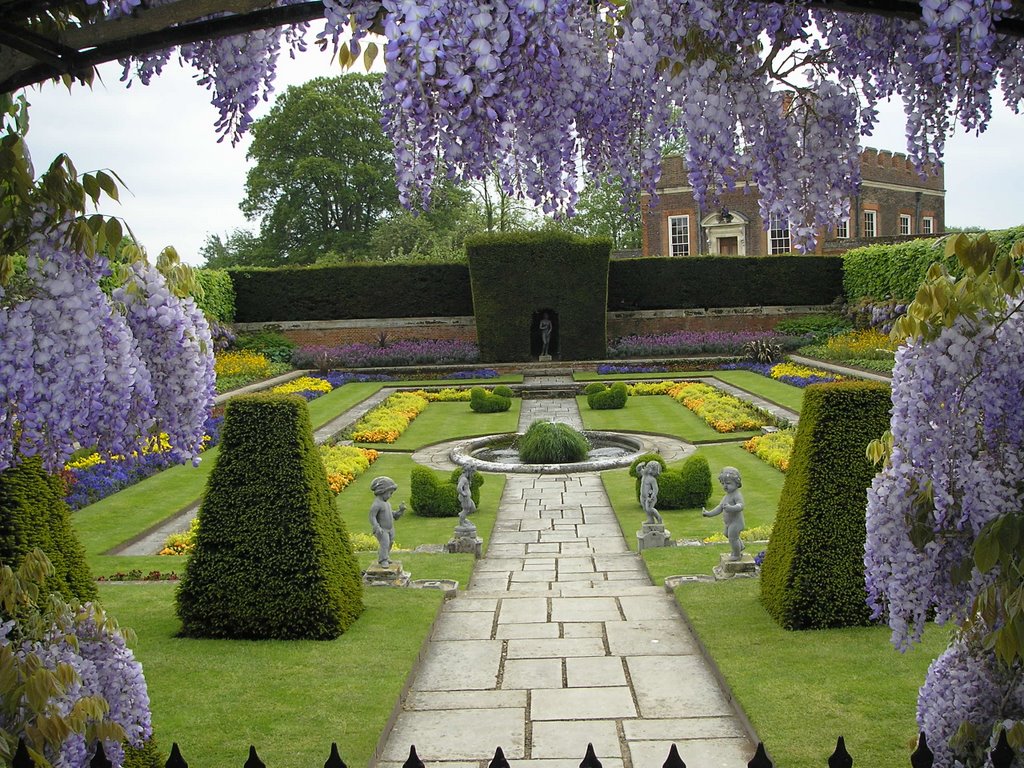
311,371 -> 395,387
719,361 -> 842,388
596,363 -> 669,374
607,330 -> 789,358
447,368 -> 500,379
292,339 -> 480,369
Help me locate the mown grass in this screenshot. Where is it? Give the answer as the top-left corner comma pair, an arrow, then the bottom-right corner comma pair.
579,394 -> 761,443
601,443 -> 786,553
708,370 -> 805,413
99,583 -> 444,768
673,574 -> 949,768
358,399 -> 521,451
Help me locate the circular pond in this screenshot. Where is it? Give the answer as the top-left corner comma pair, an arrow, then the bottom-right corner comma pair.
450,430 -> 655,474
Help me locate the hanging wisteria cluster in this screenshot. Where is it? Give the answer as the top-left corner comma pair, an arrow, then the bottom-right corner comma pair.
0,211 -> 216,475
99,0 -> 1024,250
864,305 -> 1024,762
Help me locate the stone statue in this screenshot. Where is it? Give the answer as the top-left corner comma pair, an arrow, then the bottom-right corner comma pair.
703,466 -> 746,560
456,466 -> 477,532
369,476 -> 405,567
539,313 -> 552,356
638,460 -> 663,525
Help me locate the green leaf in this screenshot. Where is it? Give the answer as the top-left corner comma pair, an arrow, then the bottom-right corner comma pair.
81,173 -> 100,203
95,170 -> 119,201
973,529 -> 1000,573
104,218 -> 123,248
363,41 -> 378,70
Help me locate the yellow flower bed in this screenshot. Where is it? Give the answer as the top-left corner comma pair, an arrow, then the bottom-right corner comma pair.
627,380 -> 681,396
351,392 -> 429,443
160,517 -> 199,556
272,376 -> 333,395
65,433 -> 174,470
743,429 -> 795,472
214,350 -> 272,378
412,387 -> 472,402
826,329 -> 899,357
702,524 -> 773,544
669,382 -> 769,432
769,362 -> 842,381
321,445 -> 379,493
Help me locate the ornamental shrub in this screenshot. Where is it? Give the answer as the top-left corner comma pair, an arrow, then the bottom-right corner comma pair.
630,453 -> 711,509
175,394 -> 363,639
470,386 -> 511,413
587,382 -> 628,410
584,382 -> 606,395
193,269 -> 236,322
517,420 -> 590,464
0,457 -> 96,601
759,380 -> 891,630
492,385 -> 515,398
409,466 -> 482,518
233,330 -> 296,364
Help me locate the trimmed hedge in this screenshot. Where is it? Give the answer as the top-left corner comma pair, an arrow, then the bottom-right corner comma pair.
759,380 -> 892,630
194,268 -> 236,322
410,467 -> 483,518
587,382 -> 628,410
842,227 -> 1024,303
229,263 -> 474,322
630,453 -> 712,510
608,255 -> 844,311
0,457 -> 96,601
468,232 -> 610,361
470,386 -> 511,413
176,394 -> 363,639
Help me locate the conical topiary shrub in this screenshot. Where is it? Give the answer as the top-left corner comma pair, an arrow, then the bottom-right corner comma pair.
0,457 -> 96,601
176,393 -> 363,639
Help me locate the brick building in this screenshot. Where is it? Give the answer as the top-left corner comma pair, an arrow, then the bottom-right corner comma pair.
640,147 -> 945,256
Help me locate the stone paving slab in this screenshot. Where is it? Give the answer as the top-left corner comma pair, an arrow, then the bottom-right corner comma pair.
409,640 -> 501,691
403,689 -> 527,711
381,709 -> 525,761
628,737 -> 754,768
505,637 -> 606,659
531,686 -> 637,720
565,656 -> 627,687
531,720 -> 622,758
627,656 -> 736,718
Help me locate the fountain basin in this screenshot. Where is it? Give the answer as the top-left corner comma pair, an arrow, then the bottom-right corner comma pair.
451,430 -> 657,474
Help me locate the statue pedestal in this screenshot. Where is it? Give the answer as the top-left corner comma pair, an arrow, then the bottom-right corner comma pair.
446,526 -> 483,558
363,561 -> 410,587
538,354 -> 552,362
637,522 -> 674,552
712,553 -> 757,580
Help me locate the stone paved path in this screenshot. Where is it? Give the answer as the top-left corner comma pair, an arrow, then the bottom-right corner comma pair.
374,386 -> 756,768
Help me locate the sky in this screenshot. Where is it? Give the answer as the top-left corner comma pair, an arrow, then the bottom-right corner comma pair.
20,46 -> 1024,266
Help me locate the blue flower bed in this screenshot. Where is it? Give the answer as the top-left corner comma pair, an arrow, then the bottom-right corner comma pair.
447,368 -> 500,379
719,361 -> 842,388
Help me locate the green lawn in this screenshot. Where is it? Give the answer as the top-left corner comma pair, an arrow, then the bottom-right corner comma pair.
674,575 -> 949,768
579,394 -> 761,443
602,443 -> 786,553
359,399 -> 521,451
100,583 -> 444,768
709,370 -> 806,413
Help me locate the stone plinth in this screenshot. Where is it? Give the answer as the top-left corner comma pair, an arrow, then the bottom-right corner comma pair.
712,553 -> 757,580
637,523 -> 674,552
447,531 -> 484,558
363,562 -> 411,587
539,354 -> 553,362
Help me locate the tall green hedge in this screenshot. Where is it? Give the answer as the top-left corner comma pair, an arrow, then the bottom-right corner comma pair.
229,263 -> 474,322
468,232 -> 610,361
0,457 -> 96,601
608,255 -> 843,310
194,268 -> 236,322
759,380 -> 891,630
176,394 -> 363,639
841,227 -> 1024,303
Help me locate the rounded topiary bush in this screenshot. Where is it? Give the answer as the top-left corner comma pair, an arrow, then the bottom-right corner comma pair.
587,382 -> 628,410
0,457 -> 96,601
411,467 -> 485,517
629,453 -> 666,478
584,382 -> 607,396
470,386 -> 511,413
176,393 -> 363,640
517,420 -> 590,464
492,385 -> 515,398
674,454 -> 713,507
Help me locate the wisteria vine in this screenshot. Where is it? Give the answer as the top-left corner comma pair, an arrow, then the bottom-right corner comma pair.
97,0 -> 1024,250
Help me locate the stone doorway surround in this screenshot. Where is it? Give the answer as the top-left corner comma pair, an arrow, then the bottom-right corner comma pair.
700,211 -> 749,256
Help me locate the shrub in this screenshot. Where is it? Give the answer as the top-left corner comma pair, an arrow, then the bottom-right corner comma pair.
492,385 -> 515,398
409,466 -> 482,518
0,457 -> 96,601
517,420 -> 590,464
175,394 -> 363,639
587,382 -> 628,410
584,382 -> 607,395
759,381 -> 892,629
743,338 -> 782,363
233,331 -> 296,364
470,386 -> 511,413
774,314 -> 850,341
631,453 -> 711,509
193,268 -> 236,322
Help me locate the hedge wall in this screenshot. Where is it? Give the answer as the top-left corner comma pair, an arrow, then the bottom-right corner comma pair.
759,380 -> 892,630
176,394 -> 363,639
229,263 -> 474,322
194,268 -> 236,322
0,457 -> 96,601
608,255 -> 844,311
842,227 -> 1024,303
468,232 -> 610,361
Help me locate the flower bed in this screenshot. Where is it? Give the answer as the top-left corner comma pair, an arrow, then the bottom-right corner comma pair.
721,361 -> 843,387
292,339 -> 480,369
271,375 -> 334,400
350,391 -> 430,443
743,429 -> 795,472
607,330 -> 800,358
669,382 -> 773,432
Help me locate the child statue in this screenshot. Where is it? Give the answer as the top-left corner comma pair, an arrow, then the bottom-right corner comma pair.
638,460 -> 664,525
369,476 -> 405,567
702,466 -> 746,560
456,466 -> 477,532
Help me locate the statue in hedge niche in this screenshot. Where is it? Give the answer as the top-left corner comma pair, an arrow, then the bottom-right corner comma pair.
703,466 -> 746,560
638,460 -> 663,525
539,312 -> 552,357
456,466 -> 477,533
369,476 -> 405,567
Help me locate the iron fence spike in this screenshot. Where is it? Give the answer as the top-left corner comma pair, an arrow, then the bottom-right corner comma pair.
910,732 -> 934,768
404,745 -> 426,768
663,743 -> 686,768
489,745 -> 511,768
12,738 -> 31,768
990,729 -> 1014,768
828,736 -> 853,768
580,743 -> 602,768
91,741 -> 112,768
748,742 -> 773,768
244,745 -> 265,768
166,742 -> 189,768
324,742 -> 346,768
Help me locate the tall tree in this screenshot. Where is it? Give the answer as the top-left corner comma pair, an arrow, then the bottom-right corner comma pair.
241,73 -> 398,264
547,177 -> 641,250
199,228 -> 275,268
